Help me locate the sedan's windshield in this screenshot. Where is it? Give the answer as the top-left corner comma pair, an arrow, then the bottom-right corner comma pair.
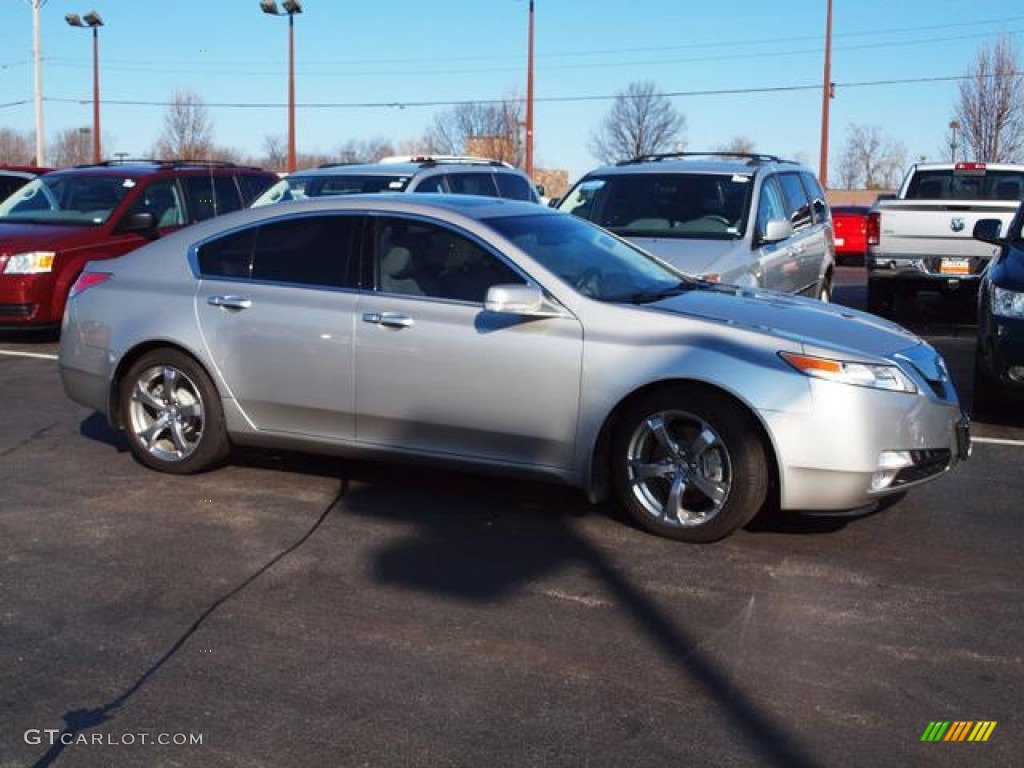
487,212 -> 694,302
251,173 -> 412,206
0,174 -> 132,225
557,172 -> 753,240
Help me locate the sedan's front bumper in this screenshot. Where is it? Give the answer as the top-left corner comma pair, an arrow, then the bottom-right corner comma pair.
763,378 -> 968,511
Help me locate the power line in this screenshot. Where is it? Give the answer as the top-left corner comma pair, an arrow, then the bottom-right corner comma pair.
29,72 -> 1022,113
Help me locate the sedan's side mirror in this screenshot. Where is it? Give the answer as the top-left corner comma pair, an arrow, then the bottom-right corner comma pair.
760,218 -> 793,244
973,218 -> 1003,244
484,284 -> 564,317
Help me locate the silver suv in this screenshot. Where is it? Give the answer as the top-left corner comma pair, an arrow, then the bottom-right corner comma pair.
252,155 -> 541,207
557,152 -> 835,299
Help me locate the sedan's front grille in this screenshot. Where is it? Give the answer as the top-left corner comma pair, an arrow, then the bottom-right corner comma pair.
893,449 -> 952,485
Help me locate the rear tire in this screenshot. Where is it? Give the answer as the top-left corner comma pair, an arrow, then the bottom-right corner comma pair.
119,348 -> 230,474
611,388 -> 769,543
866,278 -> 892,317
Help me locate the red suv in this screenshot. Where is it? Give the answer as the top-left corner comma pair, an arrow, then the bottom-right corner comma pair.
0,160 -> 276,328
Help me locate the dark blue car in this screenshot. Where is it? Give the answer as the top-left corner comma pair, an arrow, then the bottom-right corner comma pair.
973,210 -> 1024,408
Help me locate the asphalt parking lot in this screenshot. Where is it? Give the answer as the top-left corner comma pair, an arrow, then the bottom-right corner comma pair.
1,267 -> 1021,768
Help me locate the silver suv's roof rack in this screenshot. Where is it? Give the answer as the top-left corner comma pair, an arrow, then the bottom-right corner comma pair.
617,151 -> 791,166
379,154 -> 513,169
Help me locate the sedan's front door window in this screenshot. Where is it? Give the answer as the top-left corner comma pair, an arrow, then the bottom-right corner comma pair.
375,217 -> 524,302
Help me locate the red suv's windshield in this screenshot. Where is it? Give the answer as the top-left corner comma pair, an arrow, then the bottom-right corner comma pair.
0,174 -> 135,226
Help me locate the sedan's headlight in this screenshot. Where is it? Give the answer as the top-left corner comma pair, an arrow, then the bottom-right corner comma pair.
3,251 -> 56,274
780,352 -> 918,393
991,285 -> 1024,318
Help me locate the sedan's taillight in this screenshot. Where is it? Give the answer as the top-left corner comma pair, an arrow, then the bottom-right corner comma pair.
866,211 -> 880,246
70,271 -> 112,299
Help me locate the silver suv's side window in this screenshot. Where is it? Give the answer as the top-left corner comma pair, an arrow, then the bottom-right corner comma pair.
494,172 -> 534,201
755,176 -> 787,238
778,172 -> 813,230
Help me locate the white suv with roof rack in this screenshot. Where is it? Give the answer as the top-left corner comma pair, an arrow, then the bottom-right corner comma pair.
557,152 -> 836,299
252,155 -> 542,207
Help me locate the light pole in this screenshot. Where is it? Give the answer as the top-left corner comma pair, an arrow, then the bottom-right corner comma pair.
29,0 -> 46,166
818,0 -> 833,188
525,0 -> 535,179
65,10 -> 104,164
260,0 -> 302,173
949,120 -> 961,162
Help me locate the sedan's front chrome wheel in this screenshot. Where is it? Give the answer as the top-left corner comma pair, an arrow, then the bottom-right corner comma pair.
625,410 -> 732,528
128,365 -> 205,462
120,349 -> 229,474
612,389 -> 769,542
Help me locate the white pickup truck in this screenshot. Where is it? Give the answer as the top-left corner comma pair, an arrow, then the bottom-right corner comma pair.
866,161 -> 1024,315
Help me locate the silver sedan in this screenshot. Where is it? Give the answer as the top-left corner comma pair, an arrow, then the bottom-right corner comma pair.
59,195 -> 970,542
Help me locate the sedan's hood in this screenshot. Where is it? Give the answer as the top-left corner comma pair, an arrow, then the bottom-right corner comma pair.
652,284 -> 920,358
621,235 -> 736,276
0,221 -> 91,254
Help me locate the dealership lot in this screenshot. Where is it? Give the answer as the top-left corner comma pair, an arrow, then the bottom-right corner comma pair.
1,267 -> 1021,767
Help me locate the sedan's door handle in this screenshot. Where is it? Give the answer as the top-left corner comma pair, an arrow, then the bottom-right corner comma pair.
208,295 -> 252,310
362,312 -> 414,329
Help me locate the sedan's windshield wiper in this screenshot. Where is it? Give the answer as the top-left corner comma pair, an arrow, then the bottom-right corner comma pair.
612,282 -> 695,304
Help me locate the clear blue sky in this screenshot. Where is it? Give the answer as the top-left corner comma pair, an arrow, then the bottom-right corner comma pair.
2,0 -> 1022,183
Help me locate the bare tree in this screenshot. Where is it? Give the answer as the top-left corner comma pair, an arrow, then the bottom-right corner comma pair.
0,127 -> 34,164
262,135 -> 288,171
333,137 -> 396,164
51,127 -> 93,167
588,80 -> 685,164
834,124 -> 906,189
423,96 -> 524,165
955,36 -> 1024,162
715,136 -> 757,155
153,89 -> 214,160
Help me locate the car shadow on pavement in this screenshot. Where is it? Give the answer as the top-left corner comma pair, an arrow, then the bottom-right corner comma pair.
328,465 -> 819,768
79,411 -> 129,452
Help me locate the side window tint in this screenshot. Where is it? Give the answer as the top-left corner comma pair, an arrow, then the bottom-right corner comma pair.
412,175 -> 446,194
799,171 -> 828,224
494,172 -> 534,201
446,172 -> 499,197
375,216 -> 524,302
196,215 -> 360,288
237,174 -> 275,205
197,228 -> 256,279
778,172 -> 812,230
126,179 -> 185,228
182,175 -> 243,222
755,176 -> 787,237
250,215 -> 360,288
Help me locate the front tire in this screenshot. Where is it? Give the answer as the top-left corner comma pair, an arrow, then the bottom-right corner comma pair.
119,348 -> 230,474
611,389 -> 769,543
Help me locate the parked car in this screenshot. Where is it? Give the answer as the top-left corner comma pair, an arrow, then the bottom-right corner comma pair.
867,162 -> 1024,316
59,195 -> 969,543
0,159 -> 276,329
556,152 -> 836,299
830,205 -> 870,265
0,165 -> 52,201
251,155 -> 541,207
972,213 -> 1024,408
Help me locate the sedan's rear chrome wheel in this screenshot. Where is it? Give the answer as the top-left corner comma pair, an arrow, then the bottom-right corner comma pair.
612,389 -> 769,542
120,349 -> 229,474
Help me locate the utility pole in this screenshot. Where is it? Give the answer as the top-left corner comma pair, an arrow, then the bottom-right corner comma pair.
818,0 -> 833,187
525,0 -> 535,178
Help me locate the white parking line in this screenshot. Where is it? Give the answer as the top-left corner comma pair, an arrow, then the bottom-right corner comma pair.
973,436 -> 1024,447
0,349 -> 58,361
